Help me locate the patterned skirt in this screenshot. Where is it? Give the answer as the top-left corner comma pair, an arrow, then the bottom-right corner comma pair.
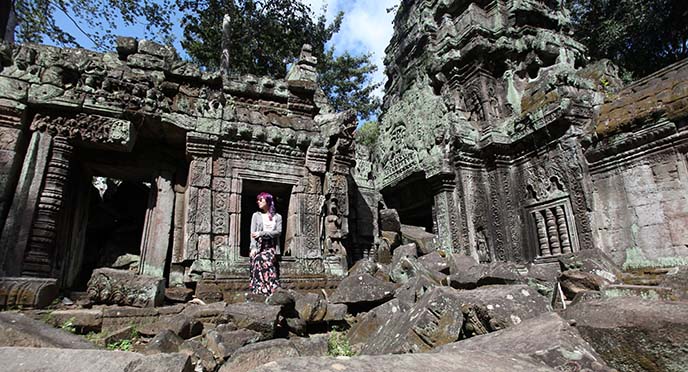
249,237 -> 280,295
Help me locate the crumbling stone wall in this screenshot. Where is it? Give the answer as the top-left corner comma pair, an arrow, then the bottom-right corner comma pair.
586,60 -> 688,268
362,0 -> 688,269
0,38 -> 356,294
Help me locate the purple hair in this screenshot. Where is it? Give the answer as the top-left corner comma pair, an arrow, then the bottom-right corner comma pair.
257,192 -> 276,220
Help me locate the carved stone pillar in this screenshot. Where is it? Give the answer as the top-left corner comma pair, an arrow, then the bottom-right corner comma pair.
139,170 -> 175,278
0,105 -> 26,236
0,131 -> 51,276
22,136 -> 73,277
430,172 -> 461,253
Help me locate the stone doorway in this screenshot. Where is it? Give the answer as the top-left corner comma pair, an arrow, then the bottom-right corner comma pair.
239,180 -> 292,258
69,178 -> 150,290
382,174 -> 435,233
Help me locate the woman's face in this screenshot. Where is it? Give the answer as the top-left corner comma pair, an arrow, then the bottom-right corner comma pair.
257,197 -> 267,211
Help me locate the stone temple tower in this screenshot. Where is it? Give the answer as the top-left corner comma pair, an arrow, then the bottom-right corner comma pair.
374,0 -> 616,263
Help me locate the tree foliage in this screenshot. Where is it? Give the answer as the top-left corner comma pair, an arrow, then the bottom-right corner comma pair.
178,0 -> 339,76
177,0 -> 381,120
319,48 -> 381,120
355,120 -> 379,147
566,0 -> 688,79
12,0 -> 174,49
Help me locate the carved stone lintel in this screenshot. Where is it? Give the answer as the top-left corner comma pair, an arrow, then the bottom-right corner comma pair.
0,277 -> 59,309
87,268 -> 164,308
30,113 -> 136,152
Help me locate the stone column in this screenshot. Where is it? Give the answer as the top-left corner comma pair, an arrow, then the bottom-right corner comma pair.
22,136 -> 73,277
430,172 -> 462,254
210,156 -> 232,272
0,105 -> 26,235
139,170 -> 175,278
0,131 -> 51,276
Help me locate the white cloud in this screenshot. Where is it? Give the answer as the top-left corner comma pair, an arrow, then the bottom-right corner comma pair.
305,0 -> 398,99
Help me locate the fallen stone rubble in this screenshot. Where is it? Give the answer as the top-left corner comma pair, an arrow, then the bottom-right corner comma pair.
1,224 -> 687,372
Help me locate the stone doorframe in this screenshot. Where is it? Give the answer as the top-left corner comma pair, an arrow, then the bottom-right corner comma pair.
229,168 -> 303,264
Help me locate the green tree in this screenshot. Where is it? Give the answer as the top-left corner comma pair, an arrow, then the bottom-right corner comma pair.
566,0 -> 688,80
320,48 -> 381,120
178,0 -> 340,76
11,0 -> 175,49
355,120 -> 379,147
177,0 -> 381,121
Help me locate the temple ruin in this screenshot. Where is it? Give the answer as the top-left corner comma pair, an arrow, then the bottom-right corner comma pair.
0,37 -> 360,306
1,0 -> 688,308
367,0 -> 688,269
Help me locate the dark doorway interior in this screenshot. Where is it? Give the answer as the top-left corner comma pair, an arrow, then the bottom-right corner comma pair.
72,178 -> 150,289
381,173 -> 435,233
240,180 -> 292,257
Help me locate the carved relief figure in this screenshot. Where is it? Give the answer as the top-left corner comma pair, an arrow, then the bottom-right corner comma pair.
475,227 -> 492,263
249,192 -> 282,295
324,197 -> 347,257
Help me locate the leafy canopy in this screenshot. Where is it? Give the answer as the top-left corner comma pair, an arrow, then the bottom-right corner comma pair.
13,0 -> 175,48
566,0 -> 688,79
177,0 -> 381,120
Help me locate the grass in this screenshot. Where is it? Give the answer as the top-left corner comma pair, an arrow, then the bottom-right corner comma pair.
327,330 -> 355,357
59,317 -> 76,333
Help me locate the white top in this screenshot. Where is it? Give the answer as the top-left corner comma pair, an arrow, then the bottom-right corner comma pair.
261,213 -> 276,232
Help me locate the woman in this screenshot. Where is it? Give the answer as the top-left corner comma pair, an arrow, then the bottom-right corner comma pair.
249,192 -> 282,295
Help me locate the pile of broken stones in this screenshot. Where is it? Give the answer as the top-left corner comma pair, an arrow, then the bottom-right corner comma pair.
1,210 -> 687,372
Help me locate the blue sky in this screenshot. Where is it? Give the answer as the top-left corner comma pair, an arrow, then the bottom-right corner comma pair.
52,0 -> 398,98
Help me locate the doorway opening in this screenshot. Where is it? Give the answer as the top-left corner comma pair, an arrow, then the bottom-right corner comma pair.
71,178 -> 150,289
381,173 -> 435,233
239,180 -> 292,257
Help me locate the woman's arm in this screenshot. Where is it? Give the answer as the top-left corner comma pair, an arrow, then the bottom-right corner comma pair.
259,214 -> 282,238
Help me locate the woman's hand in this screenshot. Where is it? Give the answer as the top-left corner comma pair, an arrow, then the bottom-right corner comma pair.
251,231 -> 260,239
250,249 -> 258,258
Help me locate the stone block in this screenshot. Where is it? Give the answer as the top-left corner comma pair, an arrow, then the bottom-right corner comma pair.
661,198 -> 688,219
379,209 -> 401,232
295,292 -> 327,322
48,309 -> 103,333
0,312 -> 97,349
323,303 -> 348,321
348,258 -> 378,276
116,37 -> 138,58
206,328 -> 262,360
452,285 -> 551,336
248,350 -> 554,372
165,287 -> 194,303
138,40 -> 176,60
224,302 -> 281,340
437,313 -> 614,372
179,338 -> 217,372
0,347 -> 193,372
559,270 -> 610,300
218,339 -> 300,372
637,225 -> 673,255
417,251 -> 450,273
635,203 -> 666,226
86,268 -> 164,308
562,297 -> 688,372
0,277 -> 59,309
668,216 -> 688,246
138,314 -> 203,339
144,329 -> 184,354
359,287 -> 465,354
400,224 -> 438,255
330,273 -> 396,306
0,76 -> 28,101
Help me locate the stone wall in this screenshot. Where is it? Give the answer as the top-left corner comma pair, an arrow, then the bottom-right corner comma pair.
0,38 -> 356,294
586,60 -> 688,268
